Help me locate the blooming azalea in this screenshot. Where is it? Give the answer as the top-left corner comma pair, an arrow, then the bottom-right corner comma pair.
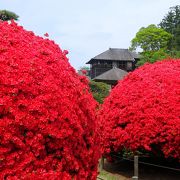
0,21 -> 101,179
99,60 -> 180,161
44,32 -> 49,37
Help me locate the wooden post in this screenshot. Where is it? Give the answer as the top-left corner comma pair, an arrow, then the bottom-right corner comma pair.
132,155 -> 138,180
101,157 -> 104,169
98,157 -> 104,172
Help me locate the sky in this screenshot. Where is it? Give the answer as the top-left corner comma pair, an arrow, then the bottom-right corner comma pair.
0,0 -> 179,70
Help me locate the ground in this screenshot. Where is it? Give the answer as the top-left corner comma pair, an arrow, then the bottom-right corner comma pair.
98,158 -> 180,180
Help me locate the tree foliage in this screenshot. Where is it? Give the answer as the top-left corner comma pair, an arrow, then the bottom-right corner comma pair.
78,67 -> 110,104
0,21 -> 101,179
99,60 -> 180,161
130,24 -> 173,66
131,24 -> 172,52
136,49 -> 170,66
159,5 -> 180,51
89,81 -> 110,104
174,25 -> 180,51
0,10 -> 19,21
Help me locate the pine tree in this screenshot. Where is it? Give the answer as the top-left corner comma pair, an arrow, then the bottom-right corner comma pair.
0,10 -> 19,21
159,5 -> 180,51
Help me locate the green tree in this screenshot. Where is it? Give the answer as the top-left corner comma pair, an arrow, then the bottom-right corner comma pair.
0,10 -> 19,21
78,66 -> 110,103
137,49 -> 170,66
131,24 -> 172,51
89,81 -> 110,104
172,24 -> 180,51
159,5 -> 180,51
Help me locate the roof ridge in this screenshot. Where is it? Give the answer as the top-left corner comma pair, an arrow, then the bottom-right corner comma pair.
86,48 -> 139,64
109,48 -> 128,50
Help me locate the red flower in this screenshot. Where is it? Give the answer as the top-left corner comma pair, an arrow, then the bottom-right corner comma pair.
44,32 -> 49,37
0,21 -> 101,179
99,60 -> 180,161
63,50 -> 69,55
81,69 -> 87,75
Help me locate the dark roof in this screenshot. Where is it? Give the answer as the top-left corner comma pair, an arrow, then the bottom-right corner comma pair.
93,67 -> 128,83
86,48 -> 139,64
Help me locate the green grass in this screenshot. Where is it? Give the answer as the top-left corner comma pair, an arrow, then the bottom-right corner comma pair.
97,170 -> 127,180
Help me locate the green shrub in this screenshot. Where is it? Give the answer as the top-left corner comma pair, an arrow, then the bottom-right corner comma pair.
89,81 -> 110,104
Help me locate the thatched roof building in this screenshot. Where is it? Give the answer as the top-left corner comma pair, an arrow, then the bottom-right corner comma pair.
93,67 -> 127,85
86,48 -> 139,85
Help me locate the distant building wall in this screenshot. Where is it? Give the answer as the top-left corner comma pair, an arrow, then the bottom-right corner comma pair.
90,60 -> 134,79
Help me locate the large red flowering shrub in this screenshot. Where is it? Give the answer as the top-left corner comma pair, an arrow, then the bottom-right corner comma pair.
99,60 -> 180,160
0,21 -> 101,179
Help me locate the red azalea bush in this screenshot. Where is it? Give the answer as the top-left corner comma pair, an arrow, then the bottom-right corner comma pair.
99,60 -> 180,160
81,69 -> 87,75
0,21 -> 101,179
